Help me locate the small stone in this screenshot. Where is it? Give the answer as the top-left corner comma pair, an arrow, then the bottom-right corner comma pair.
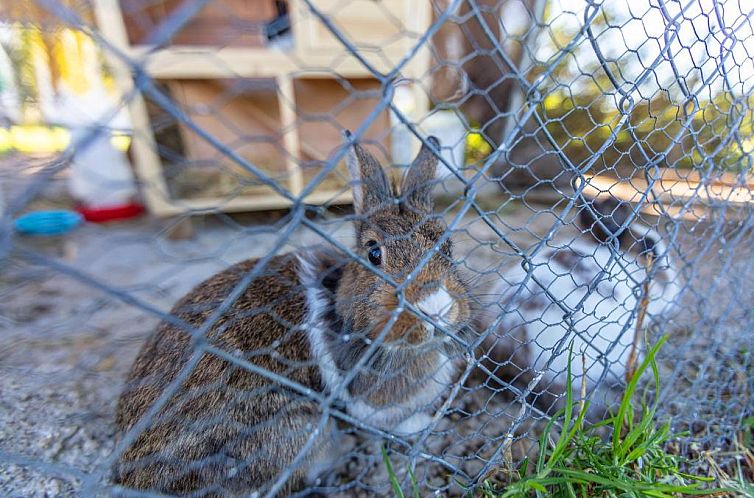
44,478 -> 62,497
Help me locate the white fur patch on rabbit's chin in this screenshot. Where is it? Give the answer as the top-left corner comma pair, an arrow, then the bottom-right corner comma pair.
417,288 -> 455,340
297,254 -> 454,433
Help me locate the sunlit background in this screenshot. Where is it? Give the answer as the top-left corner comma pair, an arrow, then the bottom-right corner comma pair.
1,0 -> 752,165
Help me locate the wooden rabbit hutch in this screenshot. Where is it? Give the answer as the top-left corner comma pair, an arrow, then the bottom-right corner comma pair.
90,0 -> 432,216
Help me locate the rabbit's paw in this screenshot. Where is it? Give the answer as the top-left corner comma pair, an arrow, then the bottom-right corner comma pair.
393,413 -> 433,436
306,433 -> 355,485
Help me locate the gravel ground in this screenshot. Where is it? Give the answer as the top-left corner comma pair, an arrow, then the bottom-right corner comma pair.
1,158 -> 753,496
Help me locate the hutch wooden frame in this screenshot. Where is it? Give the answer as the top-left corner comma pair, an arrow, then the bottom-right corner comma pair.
91,0 -> 431,216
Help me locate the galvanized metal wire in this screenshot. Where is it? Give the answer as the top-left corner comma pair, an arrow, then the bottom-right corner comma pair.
0,0 -> 753,496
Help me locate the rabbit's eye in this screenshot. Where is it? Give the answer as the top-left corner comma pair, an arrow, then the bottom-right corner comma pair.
366,240 -> 382,266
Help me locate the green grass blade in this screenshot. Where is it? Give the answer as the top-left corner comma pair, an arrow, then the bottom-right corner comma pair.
538,407 -> 566,472
563,341 -> 575,435
408,464 -> 420,498
565,481 -> 578,498
517,456 -> 529,479
543,342 -> 579,471
381,446 -> 405,498
614,335 -> 668,456
528,480 -> 547,493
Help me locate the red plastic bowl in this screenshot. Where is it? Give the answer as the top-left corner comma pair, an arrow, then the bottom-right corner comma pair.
76,202 -> 145,223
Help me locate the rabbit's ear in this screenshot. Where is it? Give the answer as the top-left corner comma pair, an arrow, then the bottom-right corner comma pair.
401,136 -> 440,214
578,210 -> 596,238
344,130 -> 392,215
579,197 -> 632,243
602,198 -> 632,227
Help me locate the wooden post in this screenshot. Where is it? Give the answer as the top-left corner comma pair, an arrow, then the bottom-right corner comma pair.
277,75 -> 304,197
91,0 -> 178,216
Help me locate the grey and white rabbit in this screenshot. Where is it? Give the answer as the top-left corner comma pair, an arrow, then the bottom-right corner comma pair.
479,197 -> 681,411
112,133 -> 471,496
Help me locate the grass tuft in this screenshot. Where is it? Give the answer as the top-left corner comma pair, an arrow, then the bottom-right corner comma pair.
383,337 -> 744,497
382,446 -> 421,498
481,337 -> 730,497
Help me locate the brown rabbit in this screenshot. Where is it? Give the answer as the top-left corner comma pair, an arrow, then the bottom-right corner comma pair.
112,132 -> 472,497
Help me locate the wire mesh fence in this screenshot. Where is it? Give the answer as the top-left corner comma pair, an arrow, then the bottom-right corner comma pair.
0,0 -> 753,496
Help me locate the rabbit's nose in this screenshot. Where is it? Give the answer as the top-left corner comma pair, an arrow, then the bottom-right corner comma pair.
415,287 -> 455,341
416,288 -> 454,319
422,319 -> 455,343
425,318 -> 451,340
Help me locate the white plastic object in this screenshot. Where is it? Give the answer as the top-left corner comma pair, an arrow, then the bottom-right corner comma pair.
44,86 -> 135,208
68,127 -> 136,208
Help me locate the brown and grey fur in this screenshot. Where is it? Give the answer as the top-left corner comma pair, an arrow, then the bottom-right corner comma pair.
113,134 -> 472,496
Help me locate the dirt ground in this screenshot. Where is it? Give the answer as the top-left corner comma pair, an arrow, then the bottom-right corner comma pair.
1,159 -> 753,497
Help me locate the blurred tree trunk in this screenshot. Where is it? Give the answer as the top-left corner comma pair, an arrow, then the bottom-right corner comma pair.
430,0 -> 560,190
430,0 -> 528,134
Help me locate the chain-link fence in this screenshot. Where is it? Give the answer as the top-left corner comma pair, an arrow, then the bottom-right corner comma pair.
1,0 -> 753,496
